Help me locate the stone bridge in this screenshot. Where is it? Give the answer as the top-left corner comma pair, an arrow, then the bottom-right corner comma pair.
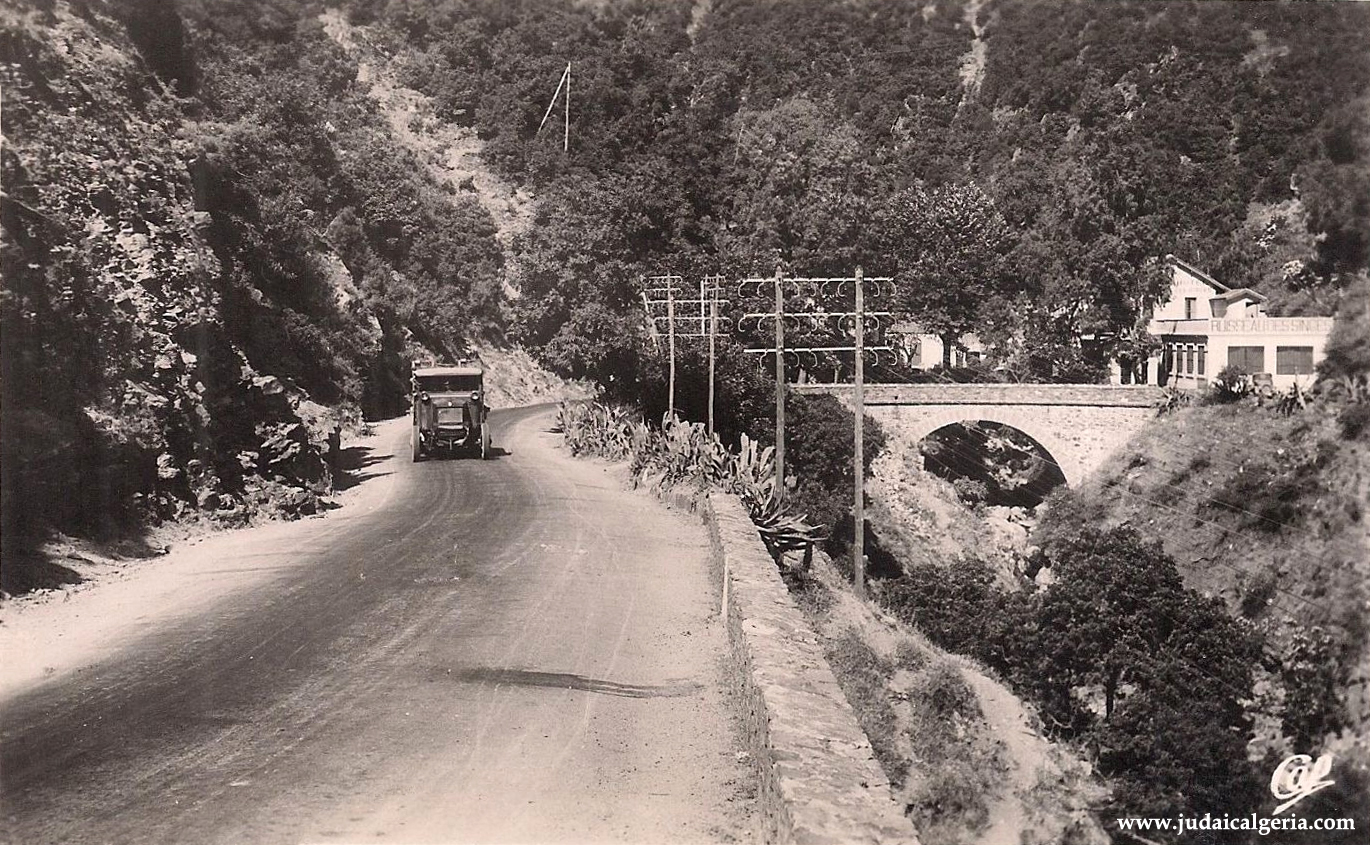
791,383 -> 1165,486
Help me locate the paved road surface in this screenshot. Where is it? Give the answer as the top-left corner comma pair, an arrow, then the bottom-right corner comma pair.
0,406 -> 755,844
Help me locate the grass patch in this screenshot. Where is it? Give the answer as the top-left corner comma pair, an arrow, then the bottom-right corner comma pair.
823,628 -> 905,780
901,656 -> 1005,841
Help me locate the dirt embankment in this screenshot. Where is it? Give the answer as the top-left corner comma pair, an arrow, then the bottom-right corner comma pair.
793,550 -> 1108,845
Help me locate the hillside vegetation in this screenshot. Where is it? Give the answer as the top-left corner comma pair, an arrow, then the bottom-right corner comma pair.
6,0 -> 1368,579
341,0 -> 1370,383
0,0 -> 540,589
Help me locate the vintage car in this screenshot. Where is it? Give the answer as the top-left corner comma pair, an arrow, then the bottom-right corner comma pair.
411,363 -> 491,460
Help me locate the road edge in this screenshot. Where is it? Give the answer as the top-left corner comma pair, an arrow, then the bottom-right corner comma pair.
657,486 -> 921,845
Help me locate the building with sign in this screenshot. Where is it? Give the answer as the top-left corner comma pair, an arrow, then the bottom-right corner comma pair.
1114,257 -> 1335,390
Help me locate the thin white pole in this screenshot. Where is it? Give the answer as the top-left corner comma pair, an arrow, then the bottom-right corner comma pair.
668,282 -> 676,420
537,65 -> 569,135
563,62 -> 570,153
708,278 -> 718,437
854,266 -> 866,599
774,265 -> 785,497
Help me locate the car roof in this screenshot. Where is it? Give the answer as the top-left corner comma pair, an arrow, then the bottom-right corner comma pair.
414,366 -> 483,377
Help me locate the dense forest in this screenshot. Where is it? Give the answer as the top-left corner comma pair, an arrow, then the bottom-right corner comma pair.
344,0 -> 1370,381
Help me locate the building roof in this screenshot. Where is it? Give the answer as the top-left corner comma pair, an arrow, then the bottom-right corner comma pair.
1168,255 -> 1230,294
1210,287 -> 1268,303
414,365 -> 483,377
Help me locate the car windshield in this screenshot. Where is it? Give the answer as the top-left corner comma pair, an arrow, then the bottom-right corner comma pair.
418,375 -> 481,392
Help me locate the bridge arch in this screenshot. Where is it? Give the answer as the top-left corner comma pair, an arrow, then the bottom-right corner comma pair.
874,405 -> 1089,487
916,419 -> 1071,508
791,384 -> 1164,488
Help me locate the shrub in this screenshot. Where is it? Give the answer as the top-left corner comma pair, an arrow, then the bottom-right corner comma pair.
823,630 -> 903,778
951,476 -> 989,506
879,556 -> 1010,659
905,758 -> 993,832
1157,387 -> 1192,415
1338,402 -> 1370,439
1239,568 -> 1279,618
909,659 -> 981,724
1205,460 -> 1310,532
1210,364 -> 1252,402
1279,624 -> 1348,747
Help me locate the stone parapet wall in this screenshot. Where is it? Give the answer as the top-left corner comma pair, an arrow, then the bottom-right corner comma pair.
690,491 -> 920,845
790,383 -> 1162,485
793,383 -> 1164,407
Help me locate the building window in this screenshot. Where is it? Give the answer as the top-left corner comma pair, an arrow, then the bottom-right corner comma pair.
1185,297 -> 1197,319
1198,348 -> 1206,376
1228,346 -> 1266,374
1276,346 -> 1315,375
1186,348 -> 1195,374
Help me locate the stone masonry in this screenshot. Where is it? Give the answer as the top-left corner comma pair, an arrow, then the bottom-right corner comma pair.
698,492 -> 920,845
792,383 -> 1164,486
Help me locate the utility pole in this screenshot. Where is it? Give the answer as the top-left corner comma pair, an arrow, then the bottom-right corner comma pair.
853,266 -> 866,599
774,265 -> 786,496
667,283 -> 676,420
738,271 -> 893,593
642,275 -> 725,425
537,62 -> 571,153
704,276 -> 717,437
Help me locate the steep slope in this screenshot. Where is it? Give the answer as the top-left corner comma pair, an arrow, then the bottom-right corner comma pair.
1,1 -> 340,563
1037,398 -> 1370,754
797,551 -> 1108,845
319,8 -> 534,296
0,0 -> 563,592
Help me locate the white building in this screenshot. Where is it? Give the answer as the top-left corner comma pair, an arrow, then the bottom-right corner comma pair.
1116,257 -> 1335,390
888,321 -> 984,369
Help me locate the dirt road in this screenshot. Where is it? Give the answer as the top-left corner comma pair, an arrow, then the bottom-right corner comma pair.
0,406 -> 756,844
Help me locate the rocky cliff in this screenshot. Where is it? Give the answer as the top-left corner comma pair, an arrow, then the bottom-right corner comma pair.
0,0 -> 561,590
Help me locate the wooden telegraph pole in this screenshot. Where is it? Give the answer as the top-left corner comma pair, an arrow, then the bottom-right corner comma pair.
667,282 -> 676,420
853,266 -> 866,599
642,275 -> 724,427
773,265 -> 786,496
740,270 -> 890,595
706,277 -> 718,437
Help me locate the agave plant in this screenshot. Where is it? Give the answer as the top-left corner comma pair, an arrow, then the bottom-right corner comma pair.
725,433 -> 824,555
561,402 -> 822,559
658,414 -> 710,485
699,432 -> 731,484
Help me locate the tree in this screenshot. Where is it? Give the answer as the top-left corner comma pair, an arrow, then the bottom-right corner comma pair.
541,302 -> 645,392
1027,527 -> 1264,830
878,183 -> 1014,366
717,97 -> 880,274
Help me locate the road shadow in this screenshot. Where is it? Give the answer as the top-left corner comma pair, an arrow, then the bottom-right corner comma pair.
331,445 -> 393,492
416,445 -> 511,461
448,667 -> 701,699
0,547 -> 84,595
